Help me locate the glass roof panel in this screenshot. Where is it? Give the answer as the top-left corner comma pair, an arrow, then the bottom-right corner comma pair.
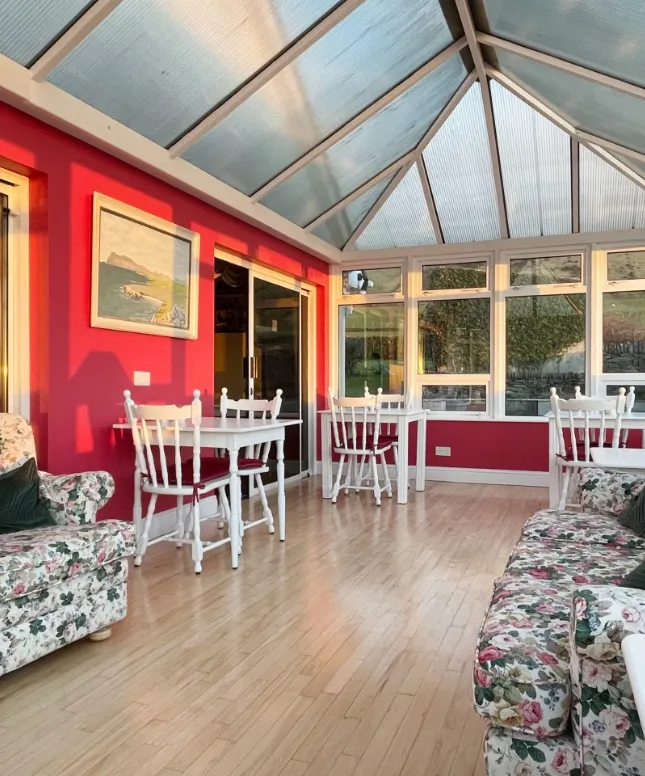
312,176 -> 392,248
491,80 -> 571,238
355,165 -> 437,249
48,0 -> 339,148
492,49 -> 645,156
0,0 -> 93,67
422,82 -> 500,243
579,145 -> 645,232
260,55 -> 468,226
480,0 -> 645,89
182,0 -> 454,194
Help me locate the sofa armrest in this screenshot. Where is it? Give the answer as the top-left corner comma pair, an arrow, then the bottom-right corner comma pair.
38,471 -> 115,525
571,586 -> 645,773
578,467 -> 645,516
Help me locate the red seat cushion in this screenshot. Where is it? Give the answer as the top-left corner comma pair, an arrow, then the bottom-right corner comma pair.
160,457 -> 230,487
237,457 -> 267,471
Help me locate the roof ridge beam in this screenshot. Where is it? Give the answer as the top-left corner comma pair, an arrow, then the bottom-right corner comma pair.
30,0 -> 125,81
304,152 -> 416,232
417,157 -> 444,244
251,37 -> 468,202
168,0 -> 369,158
454,0 -> 508,239
477,33 -> 645,103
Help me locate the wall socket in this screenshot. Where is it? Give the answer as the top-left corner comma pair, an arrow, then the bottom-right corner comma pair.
133,371 -> 151,387
435,446 -> 451,457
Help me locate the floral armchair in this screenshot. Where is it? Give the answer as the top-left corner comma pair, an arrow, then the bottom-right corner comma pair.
0,414 -> 134,675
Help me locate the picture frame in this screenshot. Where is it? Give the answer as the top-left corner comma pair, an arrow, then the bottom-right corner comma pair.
91,193 -> 200,339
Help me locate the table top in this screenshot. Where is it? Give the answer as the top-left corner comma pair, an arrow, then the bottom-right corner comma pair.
590,447 -> 645,469
113,417 -> 302,433
318,408 -> 425,417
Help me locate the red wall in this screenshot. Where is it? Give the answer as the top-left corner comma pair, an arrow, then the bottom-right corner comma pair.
0,100 -> 329,520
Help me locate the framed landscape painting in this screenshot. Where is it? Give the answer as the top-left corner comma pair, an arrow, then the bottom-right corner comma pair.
91,194 -> 200,339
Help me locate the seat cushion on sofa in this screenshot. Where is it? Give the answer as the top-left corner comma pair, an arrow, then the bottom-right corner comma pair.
504,539 -> 643,586
484,726 -> 579,776
0,520 -> 135,603
474,578 -> 573,737
578,467 -> 645,517
522,508 -> 645,550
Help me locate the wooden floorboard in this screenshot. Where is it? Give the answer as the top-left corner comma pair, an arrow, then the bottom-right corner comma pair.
0,478 -> 542,776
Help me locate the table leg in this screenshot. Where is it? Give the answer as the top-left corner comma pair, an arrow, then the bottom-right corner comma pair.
322,416 -> 332,499
228,449 -> 240,569
397,419 -> 410,505
277,436 -> 286,541
416,417 -> 426,492
548,418 -> 559,509
133,465 -> 142,545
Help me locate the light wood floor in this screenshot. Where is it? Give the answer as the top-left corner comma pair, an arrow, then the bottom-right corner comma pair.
0,479 -> 546,776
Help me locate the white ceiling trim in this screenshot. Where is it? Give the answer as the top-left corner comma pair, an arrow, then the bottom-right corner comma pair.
168,0 -> 369,158
0,53 -> 342,264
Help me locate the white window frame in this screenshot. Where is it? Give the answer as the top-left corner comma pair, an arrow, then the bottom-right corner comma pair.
0,170 -> 29,418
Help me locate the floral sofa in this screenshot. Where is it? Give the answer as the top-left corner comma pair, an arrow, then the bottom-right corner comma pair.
0,414 -> 134,675
474,469 -> 645,776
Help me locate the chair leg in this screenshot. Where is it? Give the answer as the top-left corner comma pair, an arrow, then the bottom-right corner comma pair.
344,456 -> 355,495
331,455 -> 345,504
191,498 -> 203,574
176,496 -> 185,548
219,486 -> 231,526
558,469 -> 572,510
381,453 -> 392,498
256,474 -> 275,533
355,456 -> 365,492
135,493 -> 157,566
370,454 -> 382,506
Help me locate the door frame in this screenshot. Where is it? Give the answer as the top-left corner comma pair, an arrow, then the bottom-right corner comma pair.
214,246 -> 317,480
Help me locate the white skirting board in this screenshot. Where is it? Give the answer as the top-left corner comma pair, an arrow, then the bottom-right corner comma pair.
312,462 -> 548,488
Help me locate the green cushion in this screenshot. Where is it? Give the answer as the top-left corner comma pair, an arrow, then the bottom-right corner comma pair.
0,458 -> 55,534
618,487 -> 645,538
621,560 -> 645,590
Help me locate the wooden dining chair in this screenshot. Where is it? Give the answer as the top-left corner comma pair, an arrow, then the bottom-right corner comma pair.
364,387 -> 408,485
328,389 -> 393,506
550,387 -> 627,509
219,387 -> 283,541
123,389 -> 232,573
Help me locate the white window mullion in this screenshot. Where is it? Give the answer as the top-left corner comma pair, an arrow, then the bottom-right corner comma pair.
588,246 -> 605,397
492,247 -> 506,418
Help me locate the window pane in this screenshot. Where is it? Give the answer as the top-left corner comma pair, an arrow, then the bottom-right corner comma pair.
603,291 -> 645,373
340,304 -> 404,397
422,385 -> 486,412
607,385 -> 645,413
509,256 -> 581,286
342,268 -> 401,295
418,299 -> 490,374
607,251 -> 645,282
422,262 -> 487,291
506,294 -> 586,416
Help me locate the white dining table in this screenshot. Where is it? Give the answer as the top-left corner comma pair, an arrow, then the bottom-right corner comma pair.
623,635 -> 645,728
113,417 -> 301,568
318,408 -> 427,504
590,447 -> 645,471
547,411 -> 645,508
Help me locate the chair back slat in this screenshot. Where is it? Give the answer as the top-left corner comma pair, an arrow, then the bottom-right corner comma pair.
220,387 -> 283,461
364,387 -> 407,435
328,390 -> 381,452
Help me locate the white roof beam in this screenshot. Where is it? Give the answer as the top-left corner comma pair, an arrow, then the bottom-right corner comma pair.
251,37 -> 468,202
30,0 -> 125,81
304,152 -> 416,232
571,138 -> 580,233
454,0 -> 508,239
344,162 -> 413,250
415,70 -> 477,155
487,66 -> 645,192
417,158 -> 444,244
168,0 -> 369,158
478,33 -> 645,104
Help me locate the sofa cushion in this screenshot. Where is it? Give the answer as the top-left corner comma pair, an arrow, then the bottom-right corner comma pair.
0,458 -> 55,534
474,577 -> 573,737
484,726 -> 579,776
0,520 -> 135,603
579,467 -> 645,517
504,539 -> 643,586
522,508 -> 645,550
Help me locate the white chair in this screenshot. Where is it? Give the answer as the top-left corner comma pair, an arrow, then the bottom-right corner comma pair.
550,387 -> 627,509
219,387 -> 282,540
124,389 -> 232,574
364,387 -> 408,485
328,389 -> 393,506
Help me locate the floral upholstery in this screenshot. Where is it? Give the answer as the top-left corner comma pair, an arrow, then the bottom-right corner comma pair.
522,509 -> 645,551
0,521 -> 135,602
0,414 -> 36,474
484,727 -> 579,776
39,471 -> 115,525
578,467 -> 645,517
504,539 -> 642,586
571,586 -> 645,775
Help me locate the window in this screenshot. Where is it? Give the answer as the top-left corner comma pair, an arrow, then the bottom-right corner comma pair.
422,261 -> 487,291
607,384 -> 645,412
509,255 -> 581,286
422,384 -> 487,412
418,299 -> 490,374
607,250 -> 645,281
339,304 -> 404,397
341,267 -> 401,295
603,291 -> 645,373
